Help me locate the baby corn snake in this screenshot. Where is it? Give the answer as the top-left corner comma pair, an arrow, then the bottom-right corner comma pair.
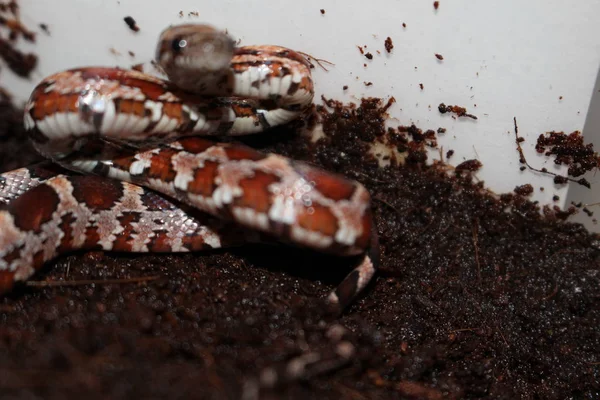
0,22 -> 381,390
0,22 -> 379,337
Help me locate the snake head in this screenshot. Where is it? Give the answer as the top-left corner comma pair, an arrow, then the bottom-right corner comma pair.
156,24 -> 235,78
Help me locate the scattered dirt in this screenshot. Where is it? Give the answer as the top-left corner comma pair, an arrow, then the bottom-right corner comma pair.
438,103 -> 478,120
384,37 -> 393,53
1,93 -> 599,399
455,159 -> 483,173
0,3 -> 37,79
131,62 -> 144,72
38,22 -> 49,35
514,119 -> 591,189
123,16 -> 139,32
0,37 -> 36,77
514,183 -> 534,196
535,130 -> 600,178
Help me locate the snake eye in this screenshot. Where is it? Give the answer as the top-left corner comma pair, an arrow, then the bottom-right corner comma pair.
171,38 -> 187,52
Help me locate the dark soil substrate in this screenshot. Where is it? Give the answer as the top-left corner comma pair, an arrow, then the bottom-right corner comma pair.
1,94 -> 599,399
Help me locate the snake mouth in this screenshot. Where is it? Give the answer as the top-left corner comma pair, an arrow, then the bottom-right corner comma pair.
156,23 -> 235,74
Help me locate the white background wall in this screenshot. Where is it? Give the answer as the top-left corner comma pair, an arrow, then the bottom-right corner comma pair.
5,0 -> 600,230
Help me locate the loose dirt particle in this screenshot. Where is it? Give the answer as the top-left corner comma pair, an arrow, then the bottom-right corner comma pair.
514,184 -> 534,196
364,81 -> 373,87
433,1 -> 440,10
384,37 -> 393,53
342,85 -> 348,90
438,103 -> 477,119
535,130 -> 600,178
131,63 -> 144,72
0,37 -> 37,77
446,149 -> 454,158
123,16 -> 139,32
435,53 -> 444,60
419,83 -> 424,90
365,52 -> 373,60
402,22 -> 407,28
39,23 -> 49,35
0,14 -> 36,42
455,159 -> 482,172
320,9 -> 325,14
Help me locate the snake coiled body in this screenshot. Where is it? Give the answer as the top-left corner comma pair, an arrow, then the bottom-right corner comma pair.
0,24 -> 378,313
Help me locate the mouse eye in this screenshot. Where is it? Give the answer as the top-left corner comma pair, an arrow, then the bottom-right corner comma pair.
171,38 -> 187,52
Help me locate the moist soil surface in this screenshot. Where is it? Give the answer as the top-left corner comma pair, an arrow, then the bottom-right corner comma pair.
1,94 -> 599,399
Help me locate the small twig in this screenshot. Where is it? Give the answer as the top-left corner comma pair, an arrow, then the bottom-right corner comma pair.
354,170 -> 387,184
513,117 -> 590,188
373,196 -> 401,216
298,51 -> 335,72
396,380 -> 444,400
472,145 -> 481,161
540,281 -> 559,301
497,329 -> 509,347
548,248 -> 591,260
26,276 -> 159,287
472,219 -> 481,284
450,328 -> 479,333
